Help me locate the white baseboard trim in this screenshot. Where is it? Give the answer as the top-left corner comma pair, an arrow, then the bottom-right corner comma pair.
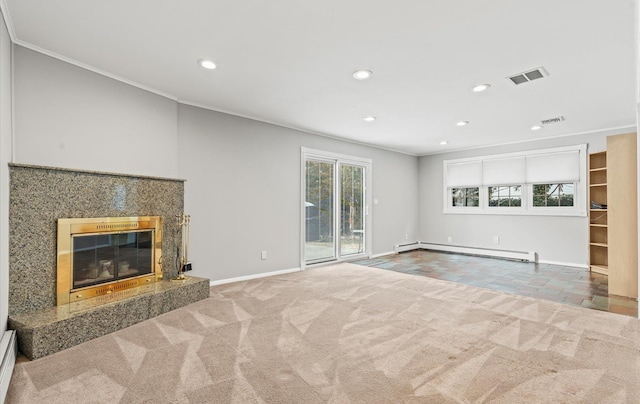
537,260 -> 589,269
418,242 -> 536,262
0,330 -> 17,404
209,267 -> 301,286
394,242 -> 421,253
369,251 -> 396,259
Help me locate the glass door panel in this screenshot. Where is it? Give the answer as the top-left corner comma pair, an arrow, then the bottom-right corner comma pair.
340,164 -> 365,256
305,160 -> 335,262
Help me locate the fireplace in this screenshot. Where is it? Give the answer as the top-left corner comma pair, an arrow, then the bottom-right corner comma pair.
57,216 -> 162,305
7,165 -> 211,360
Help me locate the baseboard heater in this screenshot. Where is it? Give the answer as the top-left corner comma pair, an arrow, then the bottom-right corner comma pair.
394,242 -> 420,253
394,241 -> 536,262
0,330 -> 17,403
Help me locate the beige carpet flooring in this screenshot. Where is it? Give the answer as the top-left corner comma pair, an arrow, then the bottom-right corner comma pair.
6,263 -> 640,403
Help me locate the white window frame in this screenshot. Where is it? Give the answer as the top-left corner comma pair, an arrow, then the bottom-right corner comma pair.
448,186 -> 484,213
443,144 -> 587,217
451,186 -> 481,208
527,182 -> 578,213
487,184 -> 526,212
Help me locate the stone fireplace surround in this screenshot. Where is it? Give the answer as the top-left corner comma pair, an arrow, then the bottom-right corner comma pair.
7,164 -> 210,359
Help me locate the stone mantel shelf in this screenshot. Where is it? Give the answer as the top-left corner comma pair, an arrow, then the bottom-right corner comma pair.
9,163 -> 186,183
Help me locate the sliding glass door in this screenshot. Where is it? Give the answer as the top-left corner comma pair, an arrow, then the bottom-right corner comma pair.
340,164 -> 365,257
303,150 -> 370,265
305,160 -> 335,262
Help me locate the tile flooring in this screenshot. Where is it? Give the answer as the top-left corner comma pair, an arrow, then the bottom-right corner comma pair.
353,250 -> 638,318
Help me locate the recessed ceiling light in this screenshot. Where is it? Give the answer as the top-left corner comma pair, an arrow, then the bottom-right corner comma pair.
531,125 -> 542,131
198,59 -> 217,70
363,116 -> 376,122
472,84 -> 491,92
440,141 -> 448,145
353,69 -> 372,80
456,121 -> 469,126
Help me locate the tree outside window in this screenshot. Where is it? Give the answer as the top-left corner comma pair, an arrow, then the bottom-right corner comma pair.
532,183 -> 574,207
488,185 -> 521,207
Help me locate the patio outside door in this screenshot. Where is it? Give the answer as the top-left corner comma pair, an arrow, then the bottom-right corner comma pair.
304,156 -> 367,265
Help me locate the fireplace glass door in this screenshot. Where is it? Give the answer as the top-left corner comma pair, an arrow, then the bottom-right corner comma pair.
72,230 -> 153,289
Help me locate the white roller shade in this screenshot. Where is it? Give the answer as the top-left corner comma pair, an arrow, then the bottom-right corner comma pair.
446,161 -> 483,187
482,156 -> 525,185
526,151 -> 580,183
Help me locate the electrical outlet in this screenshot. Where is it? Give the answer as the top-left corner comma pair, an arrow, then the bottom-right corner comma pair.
405,234 -> 408,241
493,236 -> 500,244
447,236 -> 452,243
261,250 -> 267,260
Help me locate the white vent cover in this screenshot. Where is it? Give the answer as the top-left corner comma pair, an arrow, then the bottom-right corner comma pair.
541,116 -> 565,125
508,67 -> 548,85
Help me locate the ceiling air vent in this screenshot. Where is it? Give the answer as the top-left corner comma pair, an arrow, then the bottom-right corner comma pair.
541,116 -> 565,125
508,67 -> 548,85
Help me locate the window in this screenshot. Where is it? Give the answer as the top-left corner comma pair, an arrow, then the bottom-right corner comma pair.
488,185 -> 522,207
451,187 -> 479,207
442,144 -> 586,216
532,183 -> 574,207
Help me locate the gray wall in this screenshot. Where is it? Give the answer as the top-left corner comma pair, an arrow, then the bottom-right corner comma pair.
417,131 -> 627,266
12,45 -> 420,284
14,34 -> 629,281
13,46 -> 179,179
177,104 -> 419,281
0,9 -> 11,335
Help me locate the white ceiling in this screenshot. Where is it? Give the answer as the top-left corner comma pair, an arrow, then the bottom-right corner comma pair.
3,0 -> 637,155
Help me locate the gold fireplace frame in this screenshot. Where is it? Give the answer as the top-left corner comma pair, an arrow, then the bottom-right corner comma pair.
57,216 -> 162,305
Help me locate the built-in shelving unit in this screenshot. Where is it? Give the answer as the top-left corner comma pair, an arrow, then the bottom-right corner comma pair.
588,151 -> 608,275
607,133 -> 638,298
587,133 -> 638,299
